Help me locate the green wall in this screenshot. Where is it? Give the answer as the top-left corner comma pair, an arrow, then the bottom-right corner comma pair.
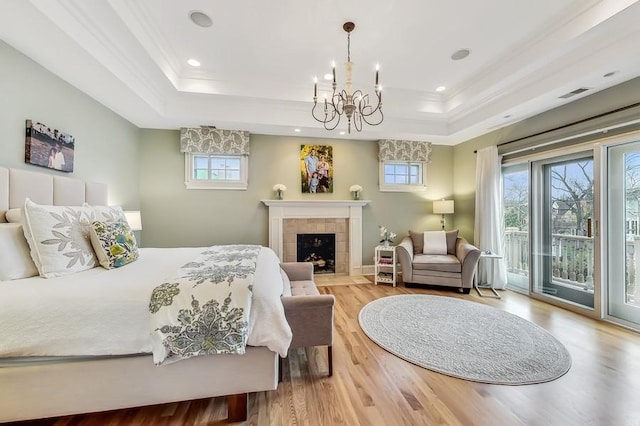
0,40 -> 140,208
139,131 -> 454,262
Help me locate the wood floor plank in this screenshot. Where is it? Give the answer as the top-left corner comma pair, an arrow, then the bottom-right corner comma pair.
7,279 -> 640,425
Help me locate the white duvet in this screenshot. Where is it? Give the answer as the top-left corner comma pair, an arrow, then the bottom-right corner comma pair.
0,247 -> 292,358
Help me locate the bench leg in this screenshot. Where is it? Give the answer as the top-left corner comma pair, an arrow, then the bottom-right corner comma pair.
328,346 -> 333,377
227,393 -> 247,422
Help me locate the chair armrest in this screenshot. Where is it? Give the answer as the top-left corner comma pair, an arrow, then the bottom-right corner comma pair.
456,238 -> 481,288
281,295 -> 335,348
280,262 -> 314,281
396,236 -> 414,282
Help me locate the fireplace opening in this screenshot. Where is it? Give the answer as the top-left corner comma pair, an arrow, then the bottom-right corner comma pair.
297,233 -> 335,274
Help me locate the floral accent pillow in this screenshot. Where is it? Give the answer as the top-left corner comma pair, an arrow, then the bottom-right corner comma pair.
22,198 -> 97,278
89,221 -> 139,269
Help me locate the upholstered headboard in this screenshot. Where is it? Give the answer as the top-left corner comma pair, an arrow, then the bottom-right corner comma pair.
0,166 -> 107,223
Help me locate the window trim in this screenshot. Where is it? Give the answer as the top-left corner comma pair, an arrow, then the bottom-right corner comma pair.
184,153 -> 248,190
379,160 -> 427,192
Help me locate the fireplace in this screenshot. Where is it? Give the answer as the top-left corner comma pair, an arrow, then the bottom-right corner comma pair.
297,233 -> 335,274
262,199 -> 369,276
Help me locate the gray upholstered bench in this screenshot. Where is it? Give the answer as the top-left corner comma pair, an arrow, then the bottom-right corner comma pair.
280,262 -> 335,376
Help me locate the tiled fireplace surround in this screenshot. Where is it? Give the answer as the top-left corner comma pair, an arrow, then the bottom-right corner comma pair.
285,218 -> 348,274
262,200 -> 368,276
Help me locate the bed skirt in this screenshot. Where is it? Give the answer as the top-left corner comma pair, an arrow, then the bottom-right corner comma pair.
0,346 -> 277,422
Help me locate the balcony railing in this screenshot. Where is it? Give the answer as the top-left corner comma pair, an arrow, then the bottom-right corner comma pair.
504,228 -> 637,303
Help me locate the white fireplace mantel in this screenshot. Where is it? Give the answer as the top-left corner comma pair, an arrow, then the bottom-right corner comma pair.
262,200 -> 370,276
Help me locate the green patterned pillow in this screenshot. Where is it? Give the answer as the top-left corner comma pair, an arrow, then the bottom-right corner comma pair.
89,221 -> 139,269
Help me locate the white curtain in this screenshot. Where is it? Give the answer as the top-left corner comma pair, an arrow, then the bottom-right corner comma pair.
474,146 -> 508,288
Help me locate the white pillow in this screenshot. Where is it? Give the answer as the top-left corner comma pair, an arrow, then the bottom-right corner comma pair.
423,230 -> 447,255
5,208 -> 22,223
88,204 -> 127,223
22,198 -> 98,278
0,223 -> 39,280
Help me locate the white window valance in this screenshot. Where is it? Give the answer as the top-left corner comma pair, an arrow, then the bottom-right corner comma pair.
180,128 -> 250,155
378,139 -> 432,162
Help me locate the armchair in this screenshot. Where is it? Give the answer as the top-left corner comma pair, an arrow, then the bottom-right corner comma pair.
396,230 -> 481,293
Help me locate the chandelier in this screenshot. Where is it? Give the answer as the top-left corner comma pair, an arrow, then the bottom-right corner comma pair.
312,21 -> 383,134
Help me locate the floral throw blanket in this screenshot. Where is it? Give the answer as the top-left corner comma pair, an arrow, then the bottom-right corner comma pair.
149,244 -> 261,365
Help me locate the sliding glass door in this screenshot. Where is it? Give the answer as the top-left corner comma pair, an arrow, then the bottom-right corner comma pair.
531,154 -> 595,309
607,142 -> 640,325
503,164 -> 529,294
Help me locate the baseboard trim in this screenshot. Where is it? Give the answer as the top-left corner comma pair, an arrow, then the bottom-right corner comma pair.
362,264 -> 375,275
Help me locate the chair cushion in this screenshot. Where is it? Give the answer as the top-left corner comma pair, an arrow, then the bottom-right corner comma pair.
412,254 -> 461,273
290,280 -> 320,296
410,229 -> 458,255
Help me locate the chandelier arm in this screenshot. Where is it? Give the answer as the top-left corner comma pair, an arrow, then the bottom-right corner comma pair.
360,108 -> 384,126
323,112 -> 342,131
353,111 -> 363,132
312,101 -> 339,124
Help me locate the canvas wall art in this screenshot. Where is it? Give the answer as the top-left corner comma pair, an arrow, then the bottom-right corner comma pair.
300,144 -> 333,193
25,119 -> 75,172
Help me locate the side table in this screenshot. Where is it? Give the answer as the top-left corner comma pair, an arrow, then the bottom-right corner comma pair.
374,245 -> 397,287
474,251 -> 502,298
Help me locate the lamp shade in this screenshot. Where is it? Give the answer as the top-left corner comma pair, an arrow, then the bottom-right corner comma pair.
124,210 -> 142,231
433,200 -> 454,214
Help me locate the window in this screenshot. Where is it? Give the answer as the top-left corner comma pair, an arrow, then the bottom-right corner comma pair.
185,153 -> 248,190
379,161 -> 426,192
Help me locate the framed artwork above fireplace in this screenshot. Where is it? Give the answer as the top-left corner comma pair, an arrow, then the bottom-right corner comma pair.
300,144 -> 333,193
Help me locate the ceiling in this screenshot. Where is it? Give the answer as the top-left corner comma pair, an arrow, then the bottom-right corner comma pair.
1,0 -> 640,145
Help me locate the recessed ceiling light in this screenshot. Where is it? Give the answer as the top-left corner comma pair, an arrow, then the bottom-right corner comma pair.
187,59 -> 201,67
504,114 -> 512,118
294,128 -> 301,133
451,49 -> 471,60
603,71 -> 618,78
189,11 -> 212,28
323,73 -> 333,81
435,86 -> 446,92
339,131 -> 345,135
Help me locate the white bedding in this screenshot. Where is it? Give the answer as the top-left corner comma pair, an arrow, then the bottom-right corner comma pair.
0,247 -> 292,358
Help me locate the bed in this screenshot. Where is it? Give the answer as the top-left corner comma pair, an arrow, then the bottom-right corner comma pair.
0,166 -> 291,423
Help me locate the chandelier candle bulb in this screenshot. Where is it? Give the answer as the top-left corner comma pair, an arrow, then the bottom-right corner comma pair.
314,77 -> 317,97
376,64 -> 379,85
332,62 -> 336,83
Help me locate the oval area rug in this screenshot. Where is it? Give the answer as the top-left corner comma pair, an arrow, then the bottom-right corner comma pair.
358,295 -> 571,385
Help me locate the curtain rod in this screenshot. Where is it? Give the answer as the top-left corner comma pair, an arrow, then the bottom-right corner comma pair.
473,102 -> 640,154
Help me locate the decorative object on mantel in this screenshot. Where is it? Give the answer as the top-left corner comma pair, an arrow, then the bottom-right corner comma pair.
349,184 -> 363,200
378,139 -> 432,162
25,119 -> 75,172
179,127 -> 250,154
273,184 -> 286,200
301,144 -> 333,193
433,199 -> 454,230
379,225 -> 396,248
312,21 -> 383,134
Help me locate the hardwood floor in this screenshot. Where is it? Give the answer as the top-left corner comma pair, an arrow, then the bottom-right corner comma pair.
9,279 -> 640,426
